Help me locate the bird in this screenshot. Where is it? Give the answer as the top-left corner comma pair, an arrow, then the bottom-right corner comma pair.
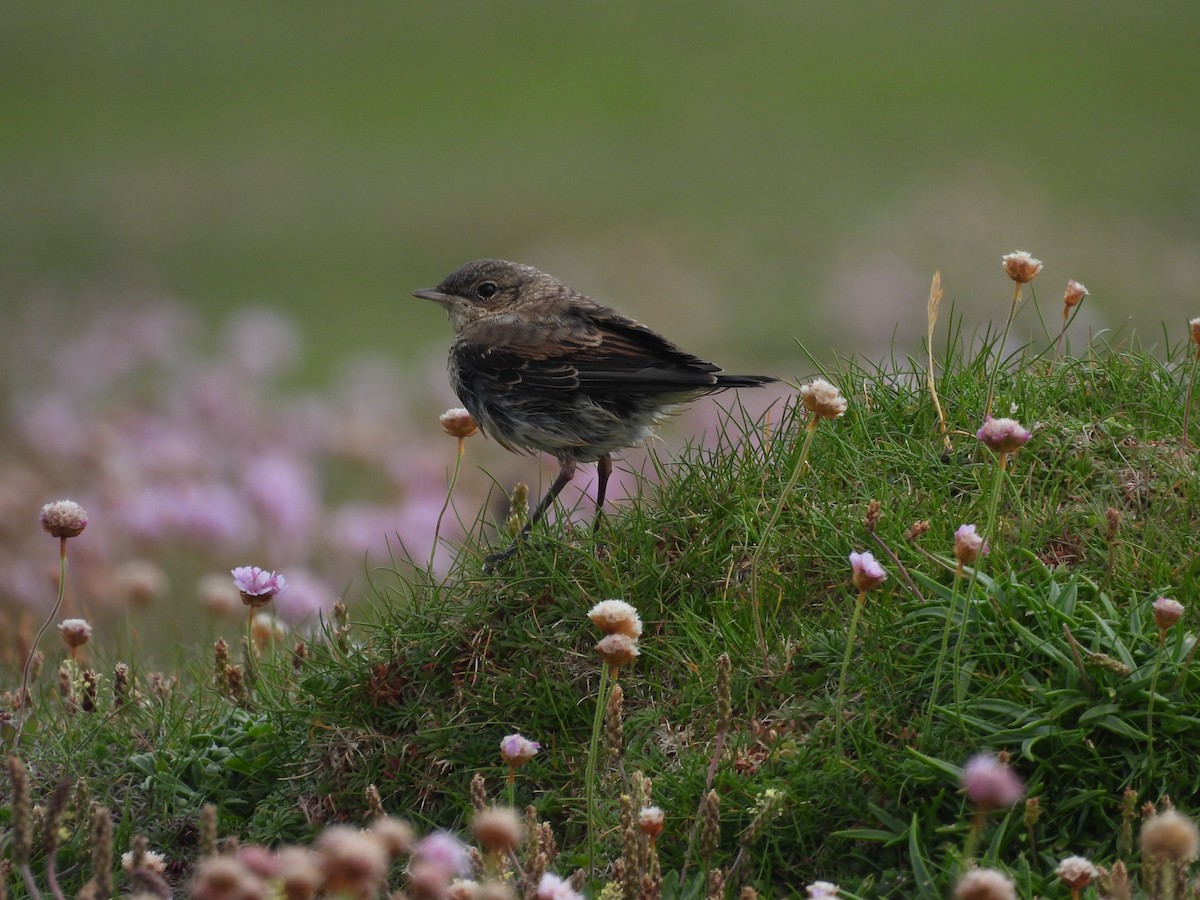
414,258 -> 778,567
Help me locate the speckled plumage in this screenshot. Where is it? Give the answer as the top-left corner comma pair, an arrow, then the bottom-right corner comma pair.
414,259 -> 776,566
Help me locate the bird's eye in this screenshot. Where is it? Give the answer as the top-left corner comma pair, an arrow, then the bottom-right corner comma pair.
476,281 -> 499,300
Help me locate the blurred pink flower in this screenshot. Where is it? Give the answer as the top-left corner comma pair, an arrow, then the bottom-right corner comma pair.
272,569 -> 335,626
962,753 -> 1025,811
412,830 -> 470,878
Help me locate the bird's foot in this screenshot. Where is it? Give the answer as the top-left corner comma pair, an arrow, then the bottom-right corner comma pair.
482,541 -> 520,573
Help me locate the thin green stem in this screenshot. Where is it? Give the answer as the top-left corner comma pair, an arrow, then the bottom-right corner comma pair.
985,283 -> 1022,418
923,566 -> 964,743
952,451 -> 1007,734
12,537 -> 68,749
1182,355 -> 1199,448
1147,629 -> 1167,783
834,590 -> 867,756
430,438 -> 466,574
750,416 -> 819,671
584,662 -> 612,877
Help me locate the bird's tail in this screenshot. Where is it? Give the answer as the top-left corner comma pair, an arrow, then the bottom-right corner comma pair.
714,373 -> 778,389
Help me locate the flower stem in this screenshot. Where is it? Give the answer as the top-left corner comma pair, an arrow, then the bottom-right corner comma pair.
584,662 -> 612,877
750,415 -> 819,671
985,283 -> 1022,418
429,438 -> 466,574
13,537 -> 68,748
834,590 -> 867,756
1147,629 -> 1167,783
1182,355 -> 1199,448
924,565 -> 964,743
952,451 -> 1007,734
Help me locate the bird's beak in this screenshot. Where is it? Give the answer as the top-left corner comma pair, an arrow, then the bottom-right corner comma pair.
413,288 -> 451,304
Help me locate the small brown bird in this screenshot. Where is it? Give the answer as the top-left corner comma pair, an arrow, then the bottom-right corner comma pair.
414,259 -> 777,566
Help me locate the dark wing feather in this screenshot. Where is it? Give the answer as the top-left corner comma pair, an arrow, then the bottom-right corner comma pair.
453,309 -> 731,399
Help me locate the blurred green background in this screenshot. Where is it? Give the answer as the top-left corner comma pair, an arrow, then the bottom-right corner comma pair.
3,1 -> 1199,380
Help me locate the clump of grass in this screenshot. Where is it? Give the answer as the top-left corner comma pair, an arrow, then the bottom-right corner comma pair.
5,295 -> 1200,896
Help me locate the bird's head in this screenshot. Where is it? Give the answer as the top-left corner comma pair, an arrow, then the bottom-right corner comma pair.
413,259 -> 557,331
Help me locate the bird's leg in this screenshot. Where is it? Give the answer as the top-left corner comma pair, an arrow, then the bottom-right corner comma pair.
592,453 -> 612,532
484,457 -> 577,571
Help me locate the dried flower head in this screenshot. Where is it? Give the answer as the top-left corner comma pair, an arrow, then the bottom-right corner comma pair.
1191,317 -> 1200,353
1153,597 -> 1185,631
638,806 -> 665,839
849,550 -> 887,593
274,847 -> 323,899
800,378 -> 848,420
314,825 -> 389,896
1055,855 -> 1097,891
198,574 -> 243,617
472,805 -> 524,854
448,879 -> 483,900
588,599 -> 643,639
952,868 -> 1017,900
1063,280 -> 1088,309
371,815 -> 415,858
121,847 -> 168,874
953,524 -> 988,567
230,566 -> 288,608
250,612 -> 287,649
40,499 -> 88,538
58,618 -> 93,649
1141,809 -> 1200,863
499,733 -> 540,768
595,633 -> 640,668
961,753 -> 1025,811
1001,250 -> 1043,284
440,407 -> 479,439
976,417 -> 1031,454
190,855 -> 266,900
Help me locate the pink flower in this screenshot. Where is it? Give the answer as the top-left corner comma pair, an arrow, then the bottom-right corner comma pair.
849,550 -> 887,593
500,733 -> 540,767
536,873 -> 584,900
40,499 -> 88,539
953,524 -> 989,567
961,753 -> 1025,811
976,417 -> 1030,454
231,566 -> 288,608
412,830 -> 471,878
58,618 -> 93,648
1153,597 -> 1185,631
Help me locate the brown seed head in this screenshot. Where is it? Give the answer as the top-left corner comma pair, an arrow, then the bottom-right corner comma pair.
1001,250 -> 1043,284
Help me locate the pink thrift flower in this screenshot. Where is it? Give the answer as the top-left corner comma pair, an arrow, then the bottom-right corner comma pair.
976,417 -> 1031,454
500,733 -> 541,768
231,566 -> 288,608
849,550 -> 887,593
962,753 -> 1025,811
1153,597 -> 1185,631
536,872 -> 584,900
58,618 -> 93,648
953,524 -> 989,567
412,830 -> 471,878
40,499 -> 89,539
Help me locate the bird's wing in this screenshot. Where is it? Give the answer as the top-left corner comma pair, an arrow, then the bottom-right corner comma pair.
454,311 -> 724,398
